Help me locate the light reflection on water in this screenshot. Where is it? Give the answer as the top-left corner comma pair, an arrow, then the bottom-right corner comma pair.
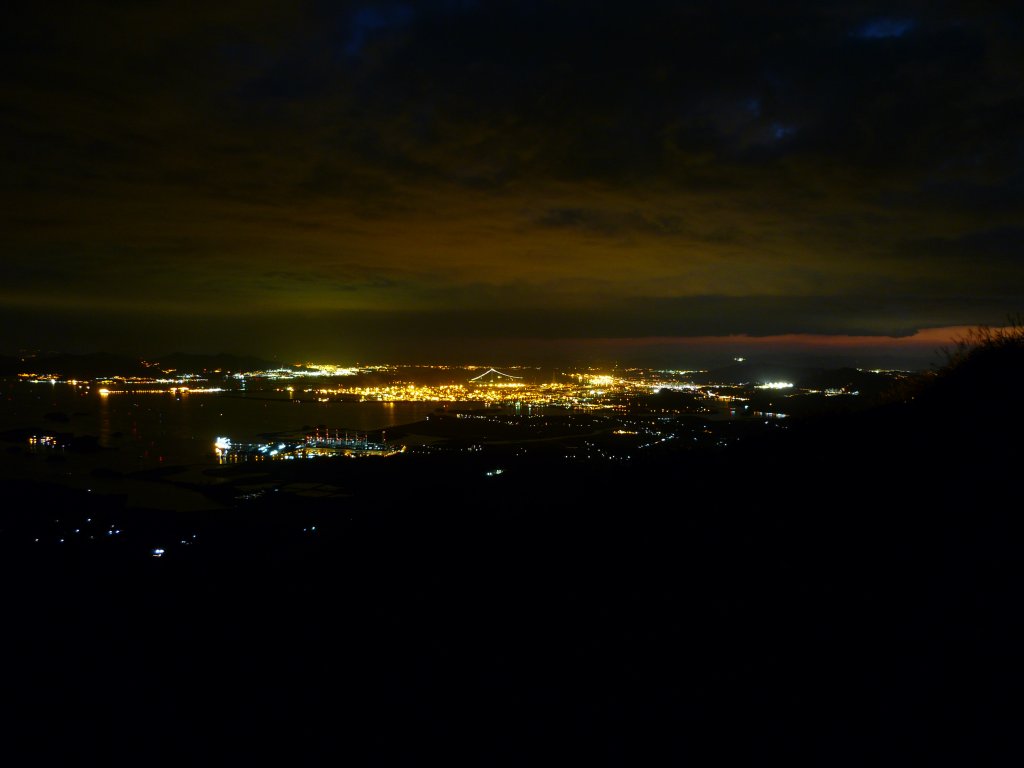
0,381 -> 445,467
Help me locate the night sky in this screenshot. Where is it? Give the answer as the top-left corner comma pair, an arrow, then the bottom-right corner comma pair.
4,1 -> 1023,365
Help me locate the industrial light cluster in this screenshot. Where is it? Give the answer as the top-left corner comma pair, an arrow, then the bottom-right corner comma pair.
214,430 -> 404,463
13,362 -> 876,422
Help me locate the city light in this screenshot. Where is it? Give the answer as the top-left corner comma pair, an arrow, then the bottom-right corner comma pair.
9,361 -> 895,468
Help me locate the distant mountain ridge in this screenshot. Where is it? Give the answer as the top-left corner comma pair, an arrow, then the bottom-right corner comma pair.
690,360 -> 905,396
8,352 -> 282,377
155,352 -> 282,373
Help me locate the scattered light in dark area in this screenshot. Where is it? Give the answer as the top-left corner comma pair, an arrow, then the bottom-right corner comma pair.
2,3 -> 1022,764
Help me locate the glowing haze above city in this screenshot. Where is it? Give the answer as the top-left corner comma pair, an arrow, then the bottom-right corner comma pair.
3,2 -> 1022,367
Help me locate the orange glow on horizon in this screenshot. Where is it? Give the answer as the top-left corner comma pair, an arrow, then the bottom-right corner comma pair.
557,326 -> 981,350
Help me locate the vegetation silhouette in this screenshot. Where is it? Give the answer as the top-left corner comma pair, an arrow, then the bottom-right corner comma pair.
941,314 -> 1024,365
6,319 -> 1023,765
932,314 -> 1024,401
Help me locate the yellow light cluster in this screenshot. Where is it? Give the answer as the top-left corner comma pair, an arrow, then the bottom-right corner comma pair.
99,387 -> 224,396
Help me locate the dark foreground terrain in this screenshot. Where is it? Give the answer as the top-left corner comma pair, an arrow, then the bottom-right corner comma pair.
4,341 -> 1022,766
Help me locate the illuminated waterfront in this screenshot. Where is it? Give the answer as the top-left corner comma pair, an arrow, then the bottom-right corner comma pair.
2,360 -> 908,480
214,428 -> 404,463
0,378 -> 439,468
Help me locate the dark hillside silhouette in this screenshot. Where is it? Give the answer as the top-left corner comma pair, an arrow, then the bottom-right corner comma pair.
5,324 -> 1022,765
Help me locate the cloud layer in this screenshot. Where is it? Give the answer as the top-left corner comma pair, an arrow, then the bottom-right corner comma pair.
3,1 -> 1022,361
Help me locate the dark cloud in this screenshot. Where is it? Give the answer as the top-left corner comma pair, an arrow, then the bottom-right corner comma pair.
534,208 -> 687,238
895,228 -> 1024,296
2,1 -> 1023,361
854,18 -> 917,40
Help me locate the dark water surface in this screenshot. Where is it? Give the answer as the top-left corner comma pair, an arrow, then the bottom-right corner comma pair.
1,379 -> 441,468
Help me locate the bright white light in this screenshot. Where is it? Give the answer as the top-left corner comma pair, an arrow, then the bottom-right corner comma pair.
152,548 -> 165,557
756,381 -> 793,389
214,436 -> 231,452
